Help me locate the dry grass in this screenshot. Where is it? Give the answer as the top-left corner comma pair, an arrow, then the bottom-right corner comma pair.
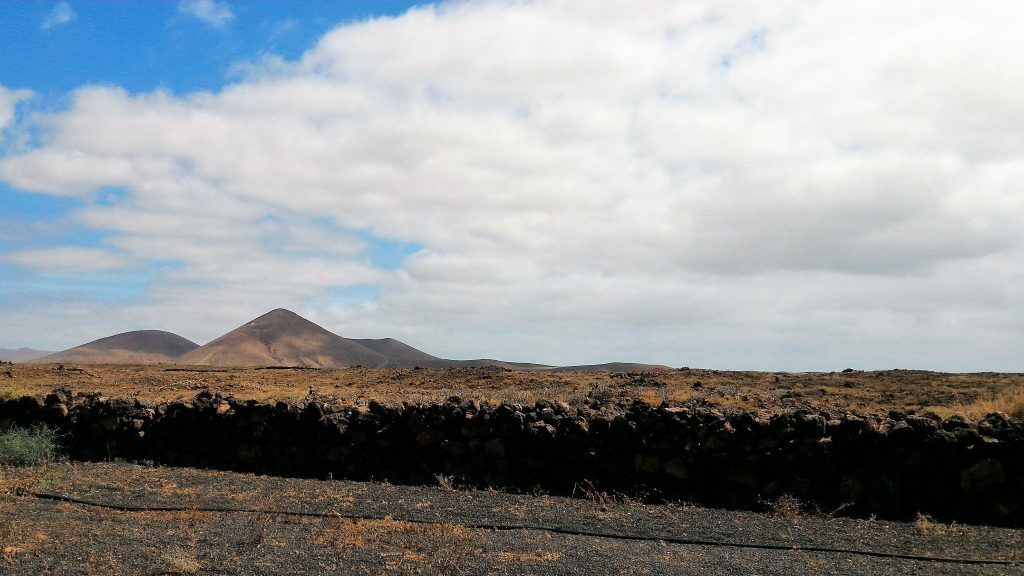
767,494 -> 806,521
496,550 -> 563,563
955,383 -> 1024,420
160,547 -> 203,574
0,387 -> 28,401
572,480 -> 644,513
316,516 -> 476,574
914,513 -> 943,536
435,474 -> 456,491
316,517 -> 471,549
2,363 -> 1023,417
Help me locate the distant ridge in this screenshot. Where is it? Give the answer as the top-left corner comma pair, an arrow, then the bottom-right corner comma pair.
22,308 -> 667,371
34,330 -> 199,365
177,309 -> 389,368
350,337 -> 449,368
551,362 -> 670,373
0,347 -> 56,363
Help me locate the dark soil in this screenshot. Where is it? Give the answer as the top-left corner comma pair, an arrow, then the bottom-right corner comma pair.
1,463 -> 1021,575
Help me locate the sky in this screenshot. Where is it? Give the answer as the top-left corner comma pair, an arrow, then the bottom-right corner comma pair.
1,0 -> 1022,371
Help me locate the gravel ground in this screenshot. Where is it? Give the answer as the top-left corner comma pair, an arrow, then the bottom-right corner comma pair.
1,463 -> 1022,575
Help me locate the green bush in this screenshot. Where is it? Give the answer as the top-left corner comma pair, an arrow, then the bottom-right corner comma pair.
0,426 -> 61,466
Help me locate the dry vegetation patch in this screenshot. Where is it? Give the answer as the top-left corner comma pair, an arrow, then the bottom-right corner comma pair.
315,516 -> 478,573
159,547 -> 203,574
964,383 -> 1024,420
496,550 -> 564,563
4,363 -> 1023,417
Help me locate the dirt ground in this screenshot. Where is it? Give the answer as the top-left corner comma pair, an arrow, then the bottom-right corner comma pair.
2,362 -> 1023,418
1,462 -> 1021,575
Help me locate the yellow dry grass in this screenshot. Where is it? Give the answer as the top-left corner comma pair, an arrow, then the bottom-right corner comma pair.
316,517 -> 471,550
3,362 -> 1023,418
496,550 -> 564,563
956,383 -> 1024,420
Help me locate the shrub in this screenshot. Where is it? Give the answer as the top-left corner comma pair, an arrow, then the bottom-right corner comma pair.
0,426 -> 61,466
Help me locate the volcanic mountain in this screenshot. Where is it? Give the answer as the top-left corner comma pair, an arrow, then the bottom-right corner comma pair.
35,331 -> 199,364
23,309 -> 664,371
177,309 -> 405,368
0,348 -> 56,362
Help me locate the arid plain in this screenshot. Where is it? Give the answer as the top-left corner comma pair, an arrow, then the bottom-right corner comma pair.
4,308 -> 1022,418
3,362 -> 1024,420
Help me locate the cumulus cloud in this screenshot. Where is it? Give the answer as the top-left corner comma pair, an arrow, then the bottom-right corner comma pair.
177,0 -> 234,28
40,1 -> 76,30
0,86 -> 32,132
1,0 -> 1023,368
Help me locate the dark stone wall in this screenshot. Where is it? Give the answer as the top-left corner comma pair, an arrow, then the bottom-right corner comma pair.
2,389 -> 1021,526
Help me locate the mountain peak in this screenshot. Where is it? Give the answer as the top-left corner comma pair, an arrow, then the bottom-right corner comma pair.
256,308 -> 304,321
243,309 -> 319,333
178,308 -> 386,368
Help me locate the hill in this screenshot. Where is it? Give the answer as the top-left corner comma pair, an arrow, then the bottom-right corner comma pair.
0,348 -> 56,363
21,308 -> 670,371
33,331 -> 199,364
349,337 -> 451,368
550,362 -> 671,373
176,309 -> 389,368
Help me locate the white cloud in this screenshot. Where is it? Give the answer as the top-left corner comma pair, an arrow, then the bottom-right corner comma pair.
0,86 -> 32,131
177,0 -> 234,28
1,0 -> 1024,369
3,247 -> 133,272
40,1 -> 76,30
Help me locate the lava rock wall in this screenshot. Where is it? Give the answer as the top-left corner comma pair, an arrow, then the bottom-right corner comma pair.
2,390 -> 1021,526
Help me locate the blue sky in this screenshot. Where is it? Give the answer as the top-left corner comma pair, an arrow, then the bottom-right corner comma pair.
1,1 -> 1022,370
1,0 -> 427,348
1,0 -> 426,226
0,2 -> 427,94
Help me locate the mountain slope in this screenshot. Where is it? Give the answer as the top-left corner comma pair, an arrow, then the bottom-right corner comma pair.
176,309 -> 387,368
349,338 -> 452,368
349,340 -> 559,369
34,331 -> 199,365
